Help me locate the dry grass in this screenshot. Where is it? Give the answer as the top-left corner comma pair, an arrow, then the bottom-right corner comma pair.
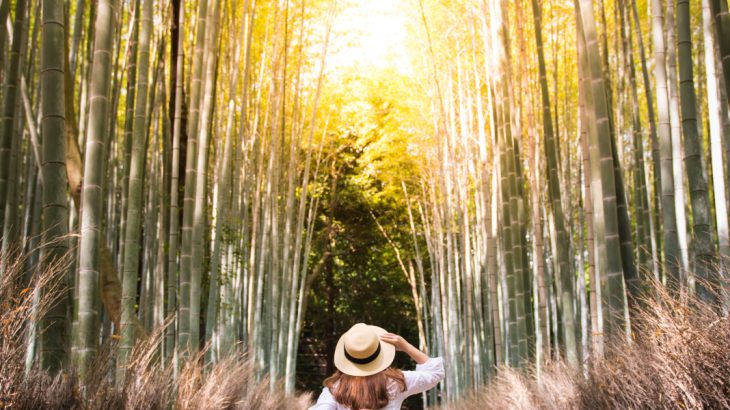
0,247 -> 74,409
445,363 -> 580,410
0,249 -> 312,410
4,246 -> 728,409
445,278 -> 730,410
578,281 -> 730,409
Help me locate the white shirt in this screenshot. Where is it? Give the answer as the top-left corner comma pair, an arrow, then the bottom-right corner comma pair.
309,357 -> 445,410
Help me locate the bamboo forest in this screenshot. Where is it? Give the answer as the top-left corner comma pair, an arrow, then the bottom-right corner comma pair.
1,0 -> 730,407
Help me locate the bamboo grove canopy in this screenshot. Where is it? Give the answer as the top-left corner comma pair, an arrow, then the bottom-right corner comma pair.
0,0 -> 728,405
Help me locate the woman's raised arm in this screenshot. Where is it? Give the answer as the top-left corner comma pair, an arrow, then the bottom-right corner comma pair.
379,333 -> 429,364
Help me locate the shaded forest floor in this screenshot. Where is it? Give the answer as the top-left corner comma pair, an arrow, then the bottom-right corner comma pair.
2,252 -> 729,409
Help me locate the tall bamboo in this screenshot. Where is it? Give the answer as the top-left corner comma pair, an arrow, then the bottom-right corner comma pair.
0,0 -> 11,75
0,0 -> 28,241
629,0 -> 661,272
677,0 -> 718,302
118,0 -> 153,382
652,0 -> 681,282
205,0 -> 234,364
75,0 -> 116,379
619,0 -> 652,278
166,0 -> 184,363
190,0 -> 220,353
119,0 -> 140,267
39,0 -> 70,373
531,0 -> 577,366
702,0 -> 730,268
0,0 -> 29,258
709,0 -> 730,100
577,0 -> 627,334
666,0 -> 690,271
284,0 -> 334,392
179,0 -> 209,355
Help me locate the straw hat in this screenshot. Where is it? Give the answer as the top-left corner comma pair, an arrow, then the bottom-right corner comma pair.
334,323 -> 396,376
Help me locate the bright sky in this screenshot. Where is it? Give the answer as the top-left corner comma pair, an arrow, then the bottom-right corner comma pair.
327,0 -> 413,75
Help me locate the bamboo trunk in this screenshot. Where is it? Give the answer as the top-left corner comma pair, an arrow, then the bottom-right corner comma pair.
0,0 -> 28,243
190,0 -> 220,354
75,0 -> 116,379
117,0 -> 152,383
165,0 -> 184,364
179,0 -> 209,355
39,0 -> 70,374
677,0 -> 718,303
701,0 -> 730,272
531,0 -> 577,367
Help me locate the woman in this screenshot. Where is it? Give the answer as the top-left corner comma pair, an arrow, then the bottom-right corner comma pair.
309,323 -> 444,410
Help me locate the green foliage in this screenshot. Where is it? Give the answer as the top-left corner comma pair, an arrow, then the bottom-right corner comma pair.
299,83 -> 429,393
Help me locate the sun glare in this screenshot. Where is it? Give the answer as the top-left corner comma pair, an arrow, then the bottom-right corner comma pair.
327,0 -> 413,75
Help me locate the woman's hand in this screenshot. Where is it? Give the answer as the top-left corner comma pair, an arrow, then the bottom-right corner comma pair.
379,333 -> 408,351
380,332 -> 430,364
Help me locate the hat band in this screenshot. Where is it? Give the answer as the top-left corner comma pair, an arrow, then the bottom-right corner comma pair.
344,343 -> 381,365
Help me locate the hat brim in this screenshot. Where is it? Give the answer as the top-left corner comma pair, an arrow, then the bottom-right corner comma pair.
333,325 -> 396,377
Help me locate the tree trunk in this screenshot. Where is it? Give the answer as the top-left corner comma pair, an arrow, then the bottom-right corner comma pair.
39,0 -> 70,374
677,0 -> 718,303
619,0 -> 652,280
166,0 -> 184,364
666,0 -> 691,272
117,0 -> 153,383
190,0 -> 220,354
629,0 -> 662,262
709,0 -> 730,101
652,0 -> 682,283
119,0 -> 140,268
0,0 -> 28,241
531,0 -> 577,367
576,0 -> 627,335
205,0 -> 234,365
702,0 -> 730,270
1,0 -> 30,261
75,0 -> 116,379
178,0 -> 208,356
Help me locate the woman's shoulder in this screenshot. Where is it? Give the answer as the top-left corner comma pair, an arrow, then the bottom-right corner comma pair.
404,356 -> 444,374
399,357 -> 445,394
386,376 -> 405,399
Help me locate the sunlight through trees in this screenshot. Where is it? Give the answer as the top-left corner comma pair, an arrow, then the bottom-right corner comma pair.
0,0 -> 728,406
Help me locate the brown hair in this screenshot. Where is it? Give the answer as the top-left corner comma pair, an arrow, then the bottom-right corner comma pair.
324,367 -> 406,410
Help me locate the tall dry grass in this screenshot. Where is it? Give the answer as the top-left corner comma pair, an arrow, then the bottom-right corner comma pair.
0,249 -> 312,409
445,277 -> 730,410
4,246 -> 728,409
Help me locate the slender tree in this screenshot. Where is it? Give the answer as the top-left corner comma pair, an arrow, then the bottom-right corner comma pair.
531,0 -> 577,366
0,0 -> 11,74
179,0 -> 209,356
709,0 -> 730,100
190,0 -> 220,353
166,0 -> 185,363
118,0 -> 140,266
75,0 -> 117,379
666,0 -> 691,272
1,0 -> 30,261
577,0 -> 627,335
207,0 -> 252,365
39,0 -> 70,373
0,0 -> 29,242
118,0 -> 153,382
702,0 -> 730,268
619,0 -> 652,278
677,0 -> 718,302
652,0 -> 681,282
